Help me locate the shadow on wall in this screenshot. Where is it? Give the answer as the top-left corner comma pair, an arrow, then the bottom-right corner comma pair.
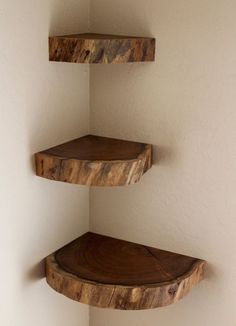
90,0 -> 153,36
49,0 -> 89,35
26,259 -> 46,282
152,145 -> 176,167
204,263 -> 217,281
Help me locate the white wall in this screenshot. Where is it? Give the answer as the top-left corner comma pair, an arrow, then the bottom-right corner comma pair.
0,1 -> 90,325
90,1 -> 236,325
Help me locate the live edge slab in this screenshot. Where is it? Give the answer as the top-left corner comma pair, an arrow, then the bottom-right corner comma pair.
49,33 -> 155,64
35,135 -> 152,186
46,232 -> 206,310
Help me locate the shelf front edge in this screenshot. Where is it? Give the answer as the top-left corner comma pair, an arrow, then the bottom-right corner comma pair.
46,254 -> 205,310
49,34 -> 156,64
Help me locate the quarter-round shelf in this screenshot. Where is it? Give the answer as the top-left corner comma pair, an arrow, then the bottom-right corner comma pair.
35,135 -> 152,186
49,33 -> 155,64
46,232 -> 206,310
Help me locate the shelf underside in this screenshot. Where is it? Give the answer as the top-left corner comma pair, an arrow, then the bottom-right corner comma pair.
46,232 -> 205,310
49,33 -> 155,64
35,135 -> 152,186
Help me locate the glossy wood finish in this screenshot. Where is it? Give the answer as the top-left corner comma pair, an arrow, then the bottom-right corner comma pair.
35,135 -> 152,186
49,33 -> 155,64
46,232 -> 206,310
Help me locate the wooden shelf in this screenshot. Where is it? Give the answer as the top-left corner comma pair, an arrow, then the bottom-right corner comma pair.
49,33 -> 155,64
35,135 -> 152,186
46,232 -> 206,310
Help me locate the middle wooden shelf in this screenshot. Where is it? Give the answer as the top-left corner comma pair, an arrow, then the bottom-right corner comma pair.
35,134 -> 152,186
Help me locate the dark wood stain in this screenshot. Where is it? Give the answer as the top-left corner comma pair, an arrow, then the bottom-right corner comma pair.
56,233 -> 198,285
34,135 -> 152,186
46,232 -> 206,309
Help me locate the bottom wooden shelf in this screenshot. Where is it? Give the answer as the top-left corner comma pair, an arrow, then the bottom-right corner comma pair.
46,232 -> 205,310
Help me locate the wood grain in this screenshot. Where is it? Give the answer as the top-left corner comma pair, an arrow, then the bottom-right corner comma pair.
35,135 -> 152,186
49,33 -> 155,64
46,232 -> 206,310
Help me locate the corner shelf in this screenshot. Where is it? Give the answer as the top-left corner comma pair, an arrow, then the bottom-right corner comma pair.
35,135 -> 152,186
42,25 -> 206,312
46,232 -> 206,310
49,33 -> 155,64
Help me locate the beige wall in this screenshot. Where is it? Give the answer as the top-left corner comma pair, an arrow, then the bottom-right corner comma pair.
0,1 -> 89,325
90,0 -> 236,325
2,1 -> 236,325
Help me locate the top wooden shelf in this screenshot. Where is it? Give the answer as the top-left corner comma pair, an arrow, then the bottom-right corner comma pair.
49,33 -> 156,64
46,232 -> 206,310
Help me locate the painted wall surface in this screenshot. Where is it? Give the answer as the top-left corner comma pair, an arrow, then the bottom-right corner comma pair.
90,1 -> 236,325
0,1 -> 89,325
2,1 -> 236,325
